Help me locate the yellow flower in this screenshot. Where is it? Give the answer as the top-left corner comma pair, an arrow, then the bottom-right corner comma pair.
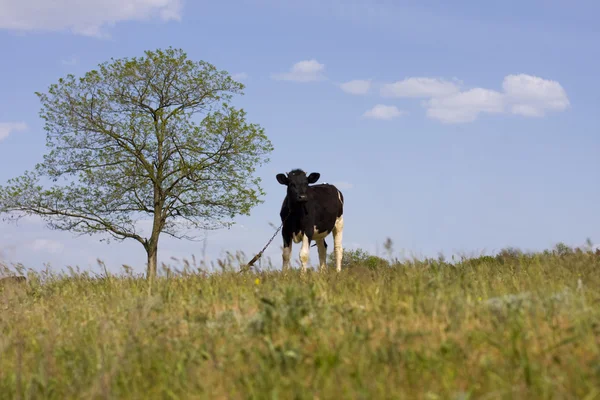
255,278 -> 260,285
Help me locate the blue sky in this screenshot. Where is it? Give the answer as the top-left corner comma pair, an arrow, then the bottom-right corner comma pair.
1,0 -> 599,274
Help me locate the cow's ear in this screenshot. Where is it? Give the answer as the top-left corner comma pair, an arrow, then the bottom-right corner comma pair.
276,173 -> 289,185
307,172 -> 320,184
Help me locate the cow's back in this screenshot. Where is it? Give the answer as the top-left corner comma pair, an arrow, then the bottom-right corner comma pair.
308,184 -> 343,232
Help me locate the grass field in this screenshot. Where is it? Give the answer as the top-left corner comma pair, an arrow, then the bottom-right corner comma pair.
1,244 -> 599,399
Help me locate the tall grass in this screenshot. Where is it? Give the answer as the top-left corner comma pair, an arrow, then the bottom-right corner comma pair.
1,244 -> 599,399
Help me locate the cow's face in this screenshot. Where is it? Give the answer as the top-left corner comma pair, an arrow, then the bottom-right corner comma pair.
276,169 -> 320,203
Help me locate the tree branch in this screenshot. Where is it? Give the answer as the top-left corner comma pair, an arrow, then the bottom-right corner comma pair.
10,204 -> 146,245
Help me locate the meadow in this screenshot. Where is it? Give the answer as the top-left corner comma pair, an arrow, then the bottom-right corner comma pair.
1,243 -> 599,399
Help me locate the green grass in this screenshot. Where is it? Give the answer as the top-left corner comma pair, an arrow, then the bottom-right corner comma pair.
1,245 -> 600,399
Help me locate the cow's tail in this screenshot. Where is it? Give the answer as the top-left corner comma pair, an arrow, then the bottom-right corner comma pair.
311,240 -> 328,248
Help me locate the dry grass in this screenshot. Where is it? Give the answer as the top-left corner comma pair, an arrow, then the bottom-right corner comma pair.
1,245 -> 600,399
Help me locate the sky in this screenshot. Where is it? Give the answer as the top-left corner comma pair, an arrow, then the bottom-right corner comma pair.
1,0 -> 599,274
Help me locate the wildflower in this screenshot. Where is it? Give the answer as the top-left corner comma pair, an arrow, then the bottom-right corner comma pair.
255,278 -> 260,285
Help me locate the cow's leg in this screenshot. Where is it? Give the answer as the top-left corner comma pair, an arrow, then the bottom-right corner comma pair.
316,239 -> 327,272
282,236 -> 292,272
299,235 -> 310,273
333,216 -> 344,272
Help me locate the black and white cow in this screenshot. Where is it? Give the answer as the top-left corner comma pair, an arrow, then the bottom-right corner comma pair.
276,169 -> 344,272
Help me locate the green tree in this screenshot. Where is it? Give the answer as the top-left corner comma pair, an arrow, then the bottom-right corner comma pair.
0,48 -> 273,282
328,248 -> 390,270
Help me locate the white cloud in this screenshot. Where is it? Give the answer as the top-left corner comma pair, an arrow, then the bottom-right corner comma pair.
425,88 -> 505,124
381,77 -> 461,98
272,59 -> 326,82
0,244 -> 16,260
232,72 -> 248,81
61,55 -> 78,66
363,104 -> 406,120
0,0 -> 183,37
502,74 -> 570,117
0,122 -> 27,142
28,239 -> 64,254
333,182 -> 354,190
422,74 -> 570,124
340,79 -> 371,95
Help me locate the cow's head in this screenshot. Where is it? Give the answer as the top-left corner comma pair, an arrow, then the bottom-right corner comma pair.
276,169 -> 320,203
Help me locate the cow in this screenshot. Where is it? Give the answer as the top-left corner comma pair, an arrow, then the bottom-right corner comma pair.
276,169 -> 344,272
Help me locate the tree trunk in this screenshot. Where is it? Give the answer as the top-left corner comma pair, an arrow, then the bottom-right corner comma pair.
146,241 -> 158,282
147,177 -> 163,283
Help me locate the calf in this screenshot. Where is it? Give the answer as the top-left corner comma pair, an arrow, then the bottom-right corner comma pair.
276,169 -> 344,272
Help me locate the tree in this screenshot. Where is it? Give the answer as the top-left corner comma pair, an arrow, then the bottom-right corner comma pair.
328,248 -> 390,270
0,48 -> 273,282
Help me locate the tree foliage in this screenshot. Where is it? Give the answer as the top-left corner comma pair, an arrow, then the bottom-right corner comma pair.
0,47 -> 273,279
328,248 -> 390,270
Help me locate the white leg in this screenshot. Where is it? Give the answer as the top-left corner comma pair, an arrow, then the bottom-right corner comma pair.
316,239 -> 327,272
333,216 -> 344,272
299,235 -> 310,273
282,242 -> 292,271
